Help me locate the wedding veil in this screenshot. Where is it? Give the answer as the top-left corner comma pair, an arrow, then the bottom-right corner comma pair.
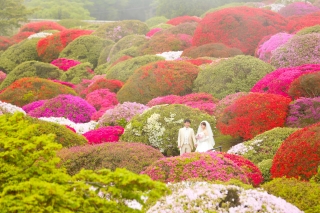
197,120 -> 215,147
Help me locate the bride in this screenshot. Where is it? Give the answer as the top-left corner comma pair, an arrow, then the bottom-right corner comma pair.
195,121 -> 215,152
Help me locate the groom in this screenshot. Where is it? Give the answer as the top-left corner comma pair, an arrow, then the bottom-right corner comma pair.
177,119 -> 197,155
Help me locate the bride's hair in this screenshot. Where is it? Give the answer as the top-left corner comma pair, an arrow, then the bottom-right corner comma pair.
201,122 -> 207,126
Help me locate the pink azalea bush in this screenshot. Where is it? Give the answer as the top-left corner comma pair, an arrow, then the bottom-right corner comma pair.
0,71 -> 6,84
22,100 -> 46,113
146,28 -> 162,37
256,33 -> 293,62
279,2 -> 320,17
214,92 -> 248,119
28,95 -> 96,123
251,64 -> 320,98
51,58 -> 81,71
98,102 -> 149,127
51,80 -> 76,88
83,126 -> 124,144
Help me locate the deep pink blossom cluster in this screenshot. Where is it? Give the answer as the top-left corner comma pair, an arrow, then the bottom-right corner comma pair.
146,28 -> 162,37
279,2 -> 320,17
65,125 -> 76,133
51,58 -> 81,71
22,100 -> 46,113
0,71 -> 6,84
251,64 -> 320,98
51,80 -> 76,89
83,126 -> 124,144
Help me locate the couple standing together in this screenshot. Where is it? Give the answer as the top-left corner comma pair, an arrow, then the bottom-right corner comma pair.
177,119 -> 215,155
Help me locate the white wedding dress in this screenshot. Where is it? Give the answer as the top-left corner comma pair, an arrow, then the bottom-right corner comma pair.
195,121 -> 215,152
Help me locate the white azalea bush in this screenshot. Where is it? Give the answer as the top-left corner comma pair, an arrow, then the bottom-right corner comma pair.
28,32 -> 53,39
156,51 -> 182,60
0,101 -> 26,115
147,181 -> 303,213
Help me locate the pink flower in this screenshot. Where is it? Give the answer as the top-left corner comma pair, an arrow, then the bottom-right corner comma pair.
83,126 -> 124,144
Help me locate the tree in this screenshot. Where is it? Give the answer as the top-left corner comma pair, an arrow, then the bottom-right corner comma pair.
0,0 -> 33,36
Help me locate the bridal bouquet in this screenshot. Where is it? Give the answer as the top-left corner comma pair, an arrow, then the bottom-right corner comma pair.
195,133 -> 203,140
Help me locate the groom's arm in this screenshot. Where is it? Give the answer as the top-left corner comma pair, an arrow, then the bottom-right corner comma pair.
177,129 -> 181,148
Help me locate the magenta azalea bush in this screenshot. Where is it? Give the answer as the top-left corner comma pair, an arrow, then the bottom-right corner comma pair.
83,126 -> 124,144
256,33 -> 293,62
251,64 -> 320,98
278,2 -> 320,17
286,97 -> 320,128
22,100 -> 46,113
51,80 -> 76,88
98,102 -> 149,127
214,92 -> 248,119
51,58 -> 81,71
28,95 -> 96,123
146,28 -> 162,37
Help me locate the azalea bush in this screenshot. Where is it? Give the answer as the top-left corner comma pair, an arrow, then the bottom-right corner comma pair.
162,22 -> 198,36
145,16 -> 169,28
117,61 -> 199,104
271,122 -> 320,180
279,2 -> 320,17
296,25 -> 320,36
258,159 -> 273,183
86,78 -> 124,94
0,71 -> 6,85
96,40 -> 115,66
182,43 -> 243,58
156,51 -> 182,61
60,62 -> 94,84
0,77 -> 76,107
217,93 -> 291,140
192,7 -> 288,55
0,101 -> 25,115
28,95 -> 96,123
0,36 -> 14,51
108,35 -> 148,58
50,58 -> 81,71
183,58 -> 212,66
82,126 -> 124,144
166,16 -> 201,26
19,21 -> 66,33
22,100 -> 46,113
194,55 -> 274,99
98,102 -> 149,127
287,11 -> 320,32
288,71 -> 320,99
251,64 -> 320,98
146,28 -> 162,37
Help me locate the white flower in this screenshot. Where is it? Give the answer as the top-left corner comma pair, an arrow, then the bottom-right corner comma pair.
156,51 -> 183,61
28,32 -> 53,39
0,101 -> 26,114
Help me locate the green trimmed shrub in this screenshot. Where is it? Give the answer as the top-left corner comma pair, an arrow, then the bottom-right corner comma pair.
92,20 -> 149,42
258,159 -> 273,183
296,25 -> 320,36
108,47 -> 140,65
153,23 -> 173,29
80,23 -> 104,30
94,63 -> 111,75
145,16 -> 169,28
193,55 -> 274,99
97,40 -> 116,66
57,19 -> 89,29
60,62 -> 94,84
105,55 -> 165,83
162,22 -> 198,36
312,166 -> 320,184
58,142 -> 164,175
121,104 -> 216,156
182,43 -> 243,58
59,35 -> 111,68
0,38 -> 40,74
262,178 -> 320,213
0,61 -> 63,90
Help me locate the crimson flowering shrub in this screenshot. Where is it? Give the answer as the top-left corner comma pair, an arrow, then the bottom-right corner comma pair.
286,97 -> 320,128
82,126 -> 124,145
214,92 -> 248,119
12,31 -> 35,42
288,71 -> 320,99
117,61 -> 199,104
142,152 -> 250,184
183,58 -> 212,66
166,16 -> 201,26
37,29 -> 93,62
271,123 -> 320,180
279,2 -> 320,17
192,7 -> 288,55
0,36 -> 14,51
217,93 -> 291,140
28,94 -> 96,123
182,43 -> 243,58
146,28 -> 162,37
87,78 -> 123,94
19,21 -> 66,33
251,64 -> 320,98
162,22 -> 198,36
287,11 -> 320,32
51,80 -> 76,89
51,58 -> 81,71
22,100 -> 46,113
256,33 -> 293,62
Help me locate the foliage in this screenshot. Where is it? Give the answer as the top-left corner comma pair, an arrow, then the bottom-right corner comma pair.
117,61 -> 199,104
105,55 -> 165,83
153,23 -> 173,29
296,25 -> 320,36
96,40 -> 115,66
58,142 -> 164,175
201,2 -> 247,17
166,16 -> 201,26
182,43 -> 243,58
107,47 -> 140,65
217,93 -> 291,140
50,58 -> 81,71
19,21 -> 66,33
0,61 -> 63,90
37,29 -> 93,62
57,19 -> 89,29
29,94 -> 96,123
0,36 -> 14,51
121,104 -> 215,156
0,77 -> 76,107
145,16 -> 168,28
262,178 -> 320,213
271,123 -> 320,180
83,126 -> 124,144
288,71 -> 320,99
92,20 -> 149,42
279,2 -> 320,17
0,38 -> 40,74
194,55 -> 274,99
60,62 -> 94,84
258,159 -> 273,183
59,35 -> 110,68
193,6 -> 288,55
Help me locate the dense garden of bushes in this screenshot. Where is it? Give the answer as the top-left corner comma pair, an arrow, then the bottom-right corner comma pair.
1,0 -> 320,212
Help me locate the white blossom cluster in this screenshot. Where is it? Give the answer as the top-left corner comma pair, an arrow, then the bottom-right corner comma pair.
261,4 -> 286,12
38,117 -> 98,134
28,32 -> 53,39
147,182 -> 303,213
156,51 -> 183,61
0,101 -> 26,115
227,139 -> 263,155
143,113 -> 165,149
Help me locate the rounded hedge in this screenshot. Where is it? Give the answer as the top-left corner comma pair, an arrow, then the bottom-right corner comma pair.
19,21 -> 66,33
153,23 -> 173,29
0,61 -> 63,90
271,33 -> 320,68
296,25 -> 320,36
193,55 -> 274,99
288,71 -> 320,99
278,2 -> 320,17
217,93 -> 291,140
60,62 -> 94,84
97,40 -> 115,66
258,159 -> 273,183
92,20 -> 149,42
117,61 -> 199,104
145,16 -> 169,28
57,19 -> 89,29
271,123 -> 320,180
0,77 -> 77,107
105,55 -> 165,83
287,11 -> 320,33
121,104 -> 215,156
87,78 -> 124,94
59,35 -> 111,68
193,7 -> 288,55
0,38 -> 40,74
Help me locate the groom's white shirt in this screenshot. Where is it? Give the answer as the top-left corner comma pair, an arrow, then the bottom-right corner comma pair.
183,127 -> 190,144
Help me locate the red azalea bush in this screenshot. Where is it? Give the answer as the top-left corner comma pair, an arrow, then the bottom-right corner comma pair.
19,21 -> 66,33
146,28 -> 162,37
0,36 -> 14,51
214,92 -> 248,119
87,78 -> 123,94
37,29 -> 93,62
251,64 -> 320,98
279,2 -> 320,17
83,126 -> 124,145
51,58 -> 81,71
219,152 -> 263,186
288,71 -> 320,99
166,16 -> 201,26
183,58 -> 212,66
12,31 -> 35,42
182,43 -> 243,58
271,122 -> 320,180
192,7 -> 288,55
287,11 -> 320,32
217,93 -> 291,140
117,61 -> 199,104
